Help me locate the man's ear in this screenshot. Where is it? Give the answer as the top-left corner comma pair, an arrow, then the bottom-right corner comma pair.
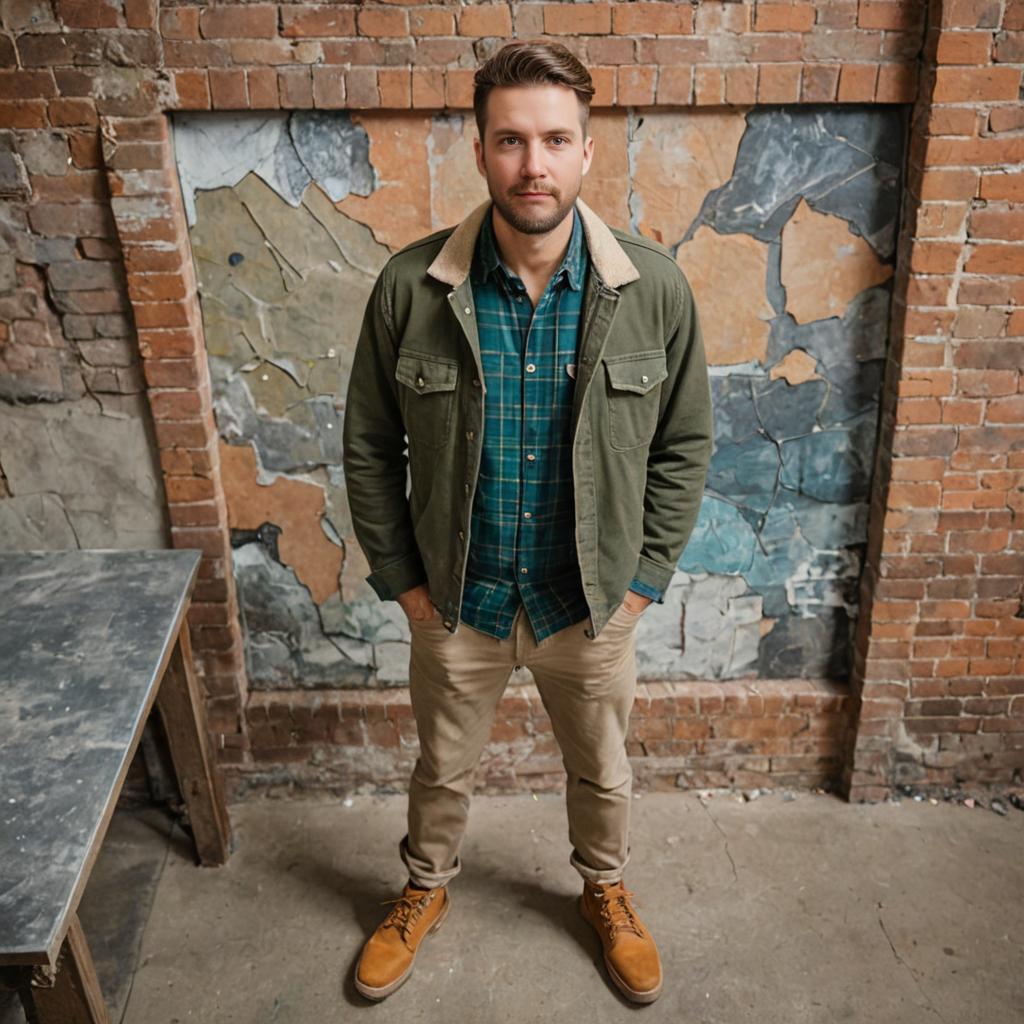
581,134 -> 595,176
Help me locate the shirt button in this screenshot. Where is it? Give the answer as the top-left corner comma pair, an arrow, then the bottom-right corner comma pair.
523,512 -> 532,519
520,567 -> 528,575
526,453 -> 535,461
526,364 -> 536,373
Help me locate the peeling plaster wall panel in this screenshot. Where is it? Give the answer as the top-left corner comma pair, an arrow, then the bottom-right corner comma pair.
175,106 -> 904,687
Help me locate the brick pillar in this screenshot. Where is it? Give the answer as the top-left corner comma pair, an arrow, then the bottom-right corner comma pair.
100,111 -> 250,766
843,0 -> 1024,801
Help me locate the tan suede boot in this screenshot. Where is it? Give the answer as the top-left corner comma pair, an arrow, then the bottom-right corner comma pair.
354,881 -> 451,1000
579,879 -> 663,1003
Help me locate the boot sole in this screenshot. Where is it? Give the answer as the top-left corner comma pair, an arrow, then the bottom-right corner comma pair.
354,892 -> 451,1001
578,895 -> 663,1004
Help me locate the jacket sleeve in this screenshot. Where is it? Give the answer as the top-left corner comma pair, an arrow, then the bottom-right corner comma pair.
341,261 -> 428,602
631,270 -> 714,597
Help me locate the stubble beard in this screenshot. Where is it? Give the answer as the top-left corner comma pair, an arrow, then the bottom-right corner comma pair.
486,169 -> 581,237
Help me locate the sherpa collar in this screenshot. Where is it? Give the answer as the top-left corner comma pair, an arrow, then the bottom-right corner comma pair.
426,195 -> 641,290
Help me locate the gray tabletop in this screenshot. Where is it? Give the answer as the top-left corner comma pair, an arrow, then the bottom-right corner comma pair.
0,548 -> 201,966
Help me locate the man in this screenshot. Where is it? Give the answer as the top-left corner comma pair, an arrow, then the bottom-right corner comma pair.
342,40 -> 713,1004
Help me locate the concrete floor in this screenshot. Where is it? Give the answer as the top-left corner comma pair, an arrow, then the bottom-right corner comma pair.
3,789 -> 1022,1023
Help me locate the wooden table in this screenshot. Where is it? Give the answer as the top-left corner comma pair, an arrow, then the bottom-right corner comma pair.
0,549 -> 233,1024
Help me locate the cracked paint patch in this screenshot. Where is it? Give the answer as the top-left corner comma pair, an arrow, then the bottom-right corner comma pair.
781,197 -> 894,324
219,440 -> 342,607
170,110 -> 375,226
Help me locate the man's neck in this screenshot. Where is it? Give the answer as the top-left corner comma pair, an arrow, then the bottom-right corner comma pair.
489,202 -> 575,286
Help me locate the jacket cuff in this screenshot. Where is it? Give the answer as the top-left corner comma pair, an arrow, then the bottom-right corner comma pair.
365,551 -> 428,602
627,575 -> 665,604
631,553 -> 675,600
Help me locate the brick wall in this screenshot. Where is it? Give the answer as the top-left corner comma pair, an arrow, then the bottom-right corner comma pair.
0,1 -> 1021,803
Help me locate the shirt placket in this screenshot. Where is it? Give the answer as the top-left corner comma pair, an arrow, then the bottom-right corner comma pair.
512,272 -> 562,599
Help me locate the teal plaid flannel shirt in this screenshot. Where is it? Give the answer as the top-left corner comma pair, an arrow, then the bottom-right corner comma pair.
458,203 -> 664,642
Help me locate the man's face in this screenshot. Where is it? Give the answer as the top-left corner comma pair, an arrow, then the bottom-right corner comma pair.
474,84 -> 594,236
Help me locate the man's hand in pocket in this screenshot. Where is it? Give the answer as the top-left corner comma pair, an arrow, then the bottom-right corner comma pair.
397,583 -> 440,623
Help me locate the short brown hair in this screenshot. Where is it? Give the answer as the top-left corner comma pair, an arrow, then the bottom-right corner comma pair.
473,40 -> 595,140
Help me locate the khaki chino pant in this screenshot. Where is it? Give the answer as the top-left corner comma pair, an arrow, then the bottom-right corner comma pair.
399,599 -> 643,889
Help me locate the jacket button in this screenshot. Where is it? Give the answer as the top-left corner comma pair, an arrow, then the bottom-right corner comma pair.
416,376 -> 424,387
458,530 -> 465,540
466,430 -> 475,439
464,306 -> 471,315
443,619 -> 452,627
641,374 -> 648,383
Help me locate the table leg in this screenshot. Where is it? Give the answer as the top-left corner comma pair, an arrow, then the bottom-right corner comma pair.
156,620 -> 233,866
16,914 -> 109,1024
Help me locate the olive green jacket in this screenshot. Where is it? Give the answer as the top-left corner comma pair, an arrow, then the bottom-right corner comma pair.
342,196 -> 713,638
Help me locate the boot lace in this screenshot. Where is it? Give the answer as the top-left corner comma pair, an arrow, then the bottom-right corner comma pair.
594,884 -> 645,940
379,888 -> 437,949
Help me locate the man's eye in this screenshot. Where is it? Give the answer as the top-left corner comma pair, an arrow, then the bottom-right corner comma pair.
551,137 -> 568,146
501,137 -> 520,146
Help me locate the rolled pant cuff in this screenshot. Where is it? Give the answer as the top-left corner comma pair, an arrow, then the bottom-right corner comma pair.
399,833 -> 461,889
569,846 -> 629,886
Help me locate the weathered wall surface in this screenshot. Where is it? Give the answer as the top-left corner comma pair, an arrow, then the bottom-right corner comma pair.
0,0 -> 1020,801
0,128 -> 167,551
173,104 -> 904,688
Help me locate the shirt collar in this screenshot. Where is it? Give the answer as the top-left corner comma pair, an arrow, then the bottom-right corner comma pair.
472,201 -> 586,292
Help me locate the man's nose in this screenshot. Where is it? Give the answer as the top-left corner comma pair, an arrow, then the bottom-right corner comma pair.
520,143 -> 546,180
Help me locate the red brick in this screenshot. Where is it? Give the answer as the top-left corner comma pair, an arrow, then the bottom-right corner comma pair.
933,66 -> 1021,102
754,3 -> 816,32
278,67 -> 313,109
411,68 -> 444,109
801,64 -> 839,101
657,65 -> 694,104
758,63 -> 802,102
837,63 -> 878,101
694,65 -> 724,104
357,7 -> 408,37
345,68 -> 378,108
200,4 -> 277,39
876,62 -> 917,101
979,172 -> 1024,202
724,63 -> 758,103
445,69 -> 473,109
935,29 -> 994,63
56,0 -> 119,29
208,69 -> 248,110
618,65 -> 657,105
281,5 -> 358,38
410,8 -> 455,36
858,1 -> 924,31
544,3 -> 612,35
965,243 -> 1024,275
247,68 -> 280,109
160,7 -> 199,40
458,5 -> 512,37
612,2 -> 694,35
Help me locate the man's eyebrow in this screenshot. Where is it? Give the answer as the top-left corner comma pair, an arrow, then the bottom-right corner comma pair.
490,127 -> 577,137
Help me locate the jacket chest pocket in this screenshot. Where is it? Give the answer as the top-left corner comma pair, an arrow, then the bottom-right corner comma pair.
602,348 -> 668,451
395,348 -> 460,449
